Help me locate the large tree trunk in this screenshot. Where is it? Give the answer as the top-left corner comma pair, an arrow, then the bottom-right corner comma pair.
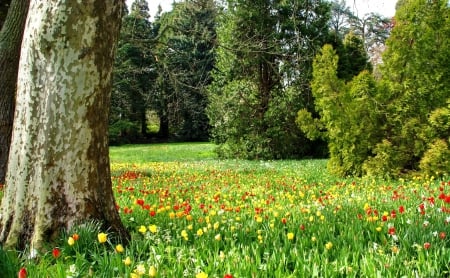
0,0 -> 129,251
0,0 -> 29,184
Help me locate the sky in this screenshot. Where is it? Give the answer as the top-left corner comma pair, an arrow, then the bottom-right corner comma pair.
125,0 -> 398,19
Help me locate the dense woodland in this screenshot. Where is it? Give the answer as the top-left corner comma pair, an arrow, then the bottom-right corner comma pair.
111,0 -> 449,178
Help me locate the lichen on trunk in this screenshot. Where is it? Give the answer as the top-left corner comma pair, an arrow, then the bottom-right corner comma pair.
0,0 -> 129,251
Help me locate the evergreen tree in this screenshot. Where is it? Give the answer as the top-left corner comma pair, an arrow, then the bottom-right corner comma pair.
297,44 -> 381,176
303,0 -> 449,178
208,0 -> 331,159
154,0 -> 217,141
363,0 -> 450,177
111,0 -> 157,143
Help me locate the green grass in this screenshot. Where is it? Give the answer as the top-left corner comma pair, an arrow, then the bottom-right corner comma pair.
110,142 -> 216,163
3,143 -> 450,277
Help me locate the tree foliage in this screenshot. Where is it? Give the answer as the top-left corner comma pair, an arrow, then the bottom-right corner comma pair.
155,0 -> 217,141
363,0 -> 450,177
304,0 -> 449,178
208,0 -> 331,159
298,44 -> 381,176
111,0 -> 158,144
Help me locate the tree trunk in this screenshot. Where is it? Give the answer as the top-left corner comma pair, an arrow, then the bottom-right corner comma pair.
158,113 -> 170,139
0,0 -> 129,251
0,0 -> 29,184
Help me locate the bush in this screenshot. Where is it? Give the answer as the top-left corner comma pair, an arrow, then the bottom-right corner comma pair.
420,139 -> 450,177
109,120 -> 140,145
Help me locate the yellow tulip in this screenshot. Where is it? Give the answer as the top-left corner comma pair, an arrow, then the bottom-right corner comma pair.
149,265 -> 157,277
149,224 -> 158,233
196,272 -> 208,278
67,236 -> 75,246
115,244 -> 124,253
97,232 -> 107,244
287,232 -> 294,240
138,225 -> 147,234
123,256 -> 132,266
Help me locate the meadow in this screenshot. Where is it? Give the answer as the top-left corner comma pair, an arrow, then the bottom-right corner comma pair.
2,143 -> 449,277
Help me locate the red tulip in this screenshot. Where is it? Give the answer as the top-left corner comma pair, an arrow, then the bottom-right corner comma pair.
52,248 -> 61,258
72,233 -> 79,241
423,242 -> 431,250
388,227 -> 395,235
18,268 -> 27,278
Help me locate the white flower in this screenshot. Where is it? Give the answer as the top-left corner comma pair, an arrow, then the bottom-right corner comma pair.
135,264 -> 146,275
28,248 -> 38,259
69,264 -> 77,274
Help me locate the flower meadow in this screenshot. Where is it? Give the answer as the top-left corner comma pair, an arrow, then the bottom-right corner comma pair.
2,143 -> 450,277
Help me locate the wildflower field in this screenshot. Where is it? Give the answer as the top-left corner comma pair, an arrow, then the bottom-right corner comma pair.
2,143 -> 450,277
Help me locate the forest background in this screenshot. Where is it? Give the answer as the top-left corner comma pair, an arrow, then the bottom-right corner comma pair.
110,0 -> 449,179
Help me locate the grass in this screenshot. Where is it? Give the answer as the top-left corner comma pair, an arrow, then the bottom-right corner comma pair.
109,142 -> 216,163
3,143 -> 450,277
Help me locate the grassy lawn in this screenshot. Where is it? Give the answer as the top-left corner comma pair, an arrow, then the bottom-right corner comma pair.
4,143 -> 450,277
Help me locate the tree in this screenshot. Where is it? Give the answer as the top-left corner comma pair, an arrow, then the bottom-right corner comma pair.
363,0 -> 450,177
328,0 -> 355,39
0,0 -> 30,183
335,31 -> 372,81
348,12 -> 392,61
328,1 -> 393,66
111,0 -> 158,143
302,0 -> 450,178
0,0 -> 129,250
297,44 -> 381,176
208,0 -> 330,159
155,0 -> 217,141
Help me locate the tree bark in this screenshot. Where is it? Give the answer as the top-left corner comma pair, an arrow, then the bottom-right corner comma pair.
0,0 -> 30,184
0,0 -> 129,251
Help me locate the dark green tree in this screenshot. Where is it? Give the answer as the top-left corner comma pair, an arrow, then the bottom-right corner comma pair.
335,31 -> 372,81
208,0 -> 331,159
111,0 -> 158,143
154,0 -> 217,141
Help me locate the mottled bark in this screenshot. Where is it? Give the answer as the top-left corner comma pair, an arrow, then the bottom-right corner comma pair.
0,0 -> 129,251
0,0 -> 29,184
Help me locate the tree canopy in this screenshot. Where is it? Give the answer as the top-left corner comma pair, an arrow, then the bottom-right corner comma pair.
300,0 -> 449,178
